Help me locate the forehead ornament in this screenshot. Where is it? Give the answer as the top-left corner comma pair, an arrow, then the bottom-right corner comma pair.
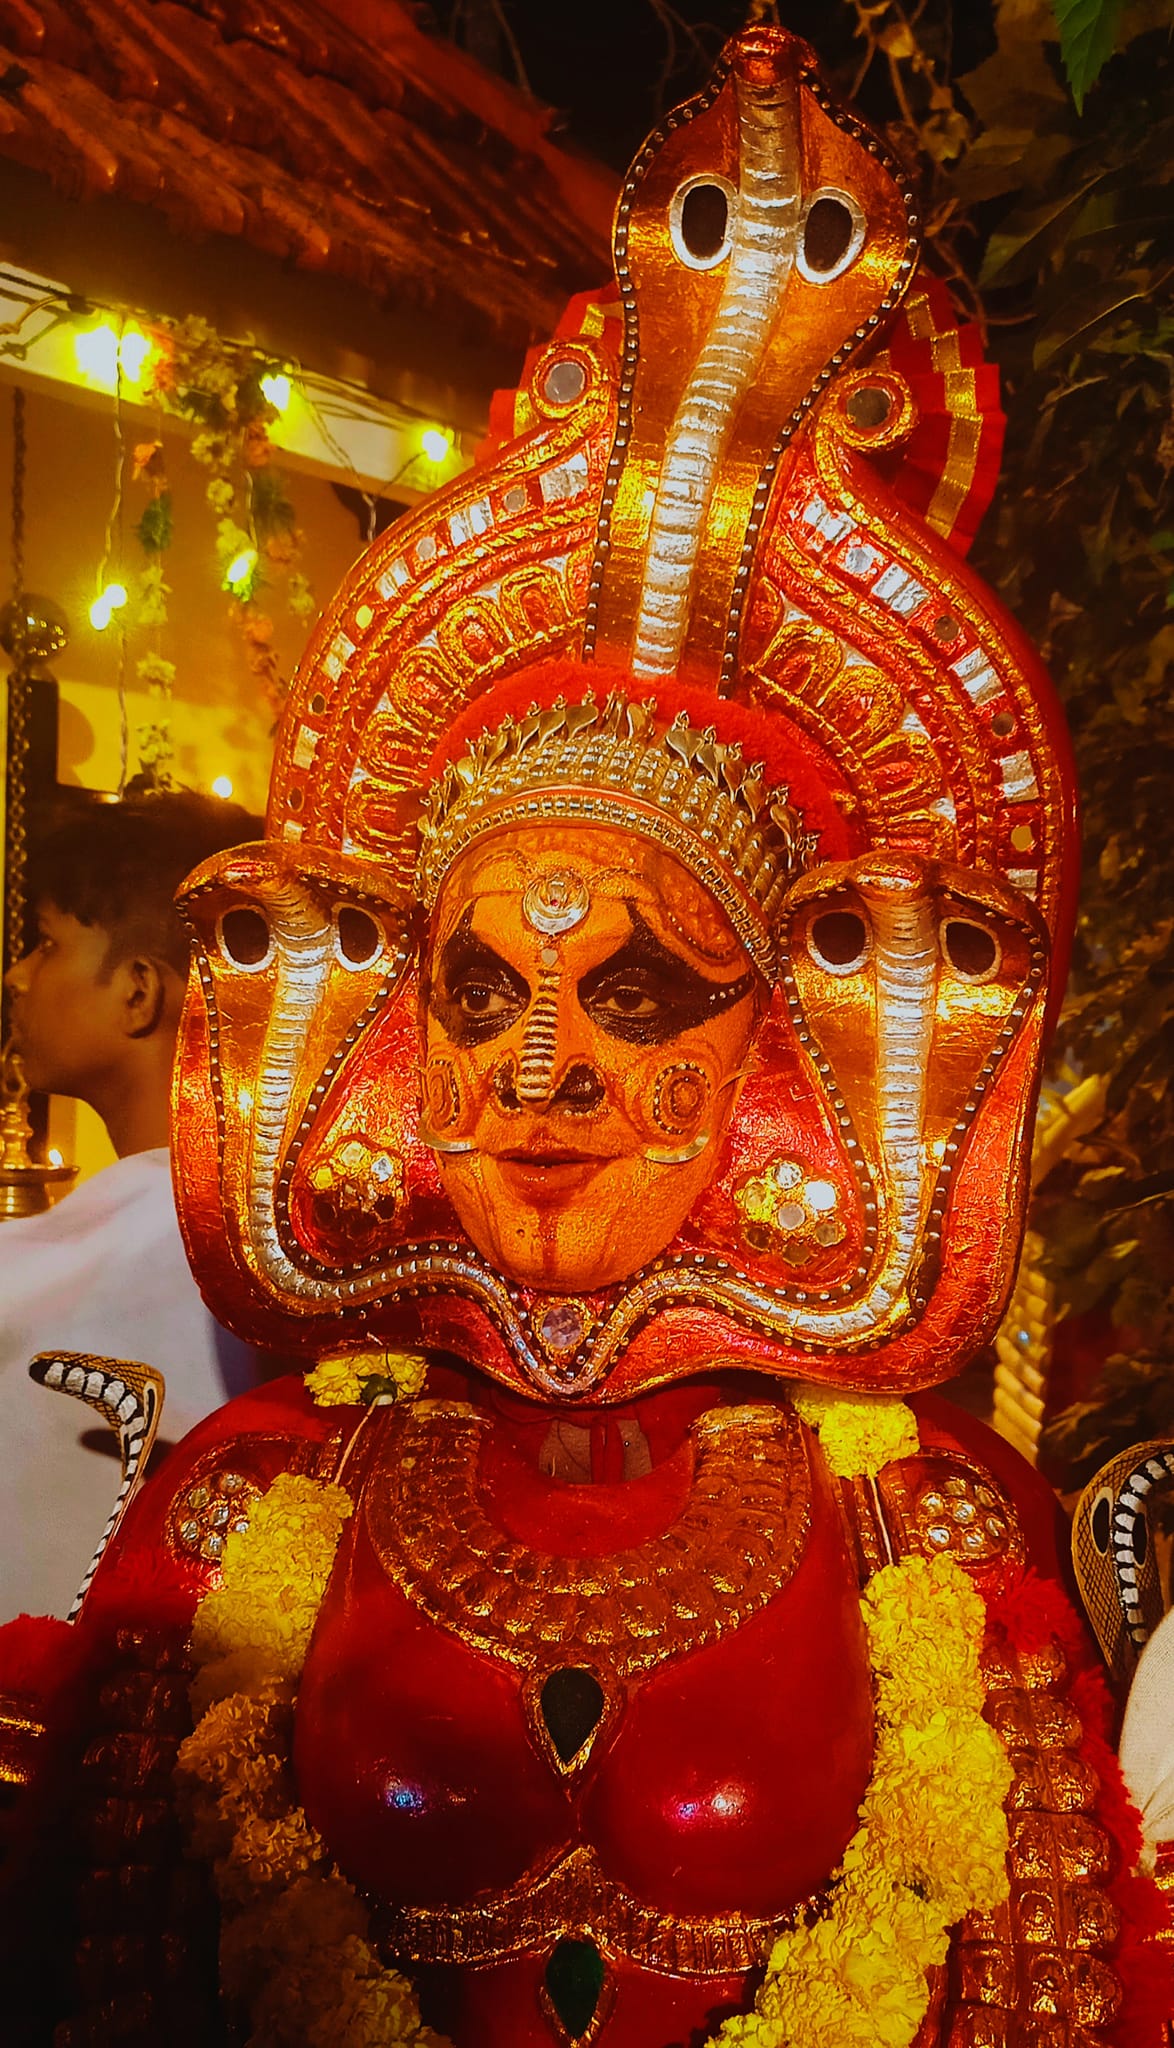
522,869 -> 590,936
419,692 -> 810,981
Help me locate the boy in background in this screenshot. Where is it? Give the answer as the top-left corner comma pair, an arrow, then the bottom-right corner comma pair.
1,791 -> 277,1619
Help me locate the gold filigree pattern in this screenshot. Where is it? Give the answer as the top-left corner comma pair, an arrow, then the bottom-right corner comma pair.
171,1468 -> 261,1563
308,1136 -> 404,1229
745,606 -> 951,860
782,398 -> 1065,925
857,1460 -> 1127,2045
735,1155 -> 848,1262
950,1633 -> 1124,2044
370,1840 -> 807,1977
163,1434 -> 330,1568
346,559 -> 583,880
1155,1847 -> 1174,1952
0,1690 -> 46,1788
274,315 -> 617,877
55,1627 -> 218,2048
877,1454 -> 1025,1577
417,692 -> 811,979
364,1400 -> 811,1679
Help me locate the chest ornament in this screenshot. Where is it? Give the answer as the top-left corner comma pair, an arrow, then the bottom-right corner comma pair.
367,1838 -> 813,1982
362,1398 -> 811,1679
164,1394 -> 1132,2048
171,1395 -> 1014,2048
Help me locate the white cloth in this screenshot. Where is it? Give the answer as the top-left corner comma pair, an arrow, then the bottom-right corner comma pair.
0,1148 -> 274,1621
1120,1604 -> 1174,1871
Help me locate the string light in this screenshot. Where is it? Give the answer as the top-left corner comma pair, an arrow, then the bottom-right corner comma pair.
211,774 -> 234,800
224,546 -> 258,596
89,582 -> 128,631
74,323 -> 118,382
118,329 -> 153,382
260,372 -> 292,413
421,425 -> 453,464
74,322 -> 153,386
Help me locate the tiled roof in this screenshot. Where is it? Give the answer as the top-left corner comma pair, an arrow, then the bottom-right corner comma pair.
0,0 -> 614,350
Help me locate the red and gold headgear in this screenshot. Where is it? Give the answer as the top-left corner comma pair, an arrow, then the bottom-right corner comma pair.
173,27 -> 1077,1403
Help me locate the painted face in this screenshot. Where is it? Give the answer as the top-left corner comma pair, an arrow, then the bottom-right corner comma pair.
421,825 -> 763,1290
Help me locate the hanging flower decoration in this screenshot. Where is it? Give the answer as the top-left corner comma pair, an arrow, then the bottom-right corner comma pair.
142,315 -> 317,719
92,311 -> 319,762
130,434 -> 176,787
179,1469 -> 451,2047
305,1348 -> 429,1407
704,1391 -> 1012,2048
790,1383 -> 920,1477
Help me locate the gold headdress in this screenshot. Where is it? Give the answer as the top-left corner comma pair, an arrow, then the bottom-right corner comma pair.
418,681 -> 813,979
173,26 -> 1078,1403
265,29 -> 1071,944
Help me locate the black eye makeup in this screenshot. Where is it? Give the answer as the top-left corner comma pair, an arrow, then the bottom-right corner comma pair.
578,907 -> 755,1046
430,920 -> 530,1046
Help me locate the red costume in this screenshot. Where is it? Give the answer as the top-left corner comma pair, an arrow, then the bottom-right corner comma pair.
1,26 -> 1170,2048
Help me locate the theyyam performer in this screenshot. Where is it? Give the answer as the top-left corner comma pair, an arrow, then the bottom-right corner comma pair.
1,25 -> 1171,2048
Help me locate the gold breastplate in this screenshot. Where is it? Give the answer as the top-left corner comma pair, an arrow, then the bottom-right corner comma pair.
363,1397 -> 812,1680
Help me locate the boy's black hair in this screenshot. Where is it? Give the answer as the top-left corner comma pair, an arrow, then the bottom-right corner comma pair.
30,791 -> 261,976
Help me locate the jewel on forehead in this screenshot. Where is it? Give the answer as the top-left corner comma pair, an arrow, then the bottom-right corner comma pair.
522,869 -> 591,936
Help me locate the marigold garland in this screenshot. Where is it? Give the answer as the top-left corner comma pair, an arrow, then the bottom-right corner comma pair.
177,1400 -> 1025,2048
188,1472 -> 352,1713
305,1349 -> 429,1408
705,1546 -> 1012,2048
790,1384 -> 919,1477
178,1471 -> 450,2047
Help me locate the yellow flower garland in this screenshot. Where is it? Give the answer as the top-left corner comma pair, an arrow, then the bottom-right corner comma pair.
706,1390 -> 1012,2048
790,1383 -> 919,1477
305,1348 -> 429,1408
177,1472 -> 450,2047
177,1393 -> 1012,2048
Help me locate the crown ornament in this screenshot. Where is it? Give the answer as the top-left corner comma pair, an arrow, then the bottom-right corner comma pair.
172,25 -> 1081,1408
417,690 -> 812,977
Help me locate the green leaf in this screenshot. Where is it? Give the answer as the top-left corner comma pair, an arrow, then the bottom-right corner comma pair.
980,173 -> 1108,286
134,490 -> 173,555
958,37 -> 1066,132
1089,314 -> 1174,353
251,467 -> 296,539
1032,272 -> 1152,365
1053,0 -> 1127,111
950,130 -> 1077,207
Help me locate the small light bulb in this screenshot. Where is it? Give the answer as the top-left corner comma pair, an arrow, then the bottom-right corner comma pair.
225,547 -> 258,592
212,774 -> 234,800
119,330 -> 152,381
74,323 -> 119,384
421,426 -> 453,464
261,372 -> 291,412
47,1147 -> 64,1168
88,582 -> 128,630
